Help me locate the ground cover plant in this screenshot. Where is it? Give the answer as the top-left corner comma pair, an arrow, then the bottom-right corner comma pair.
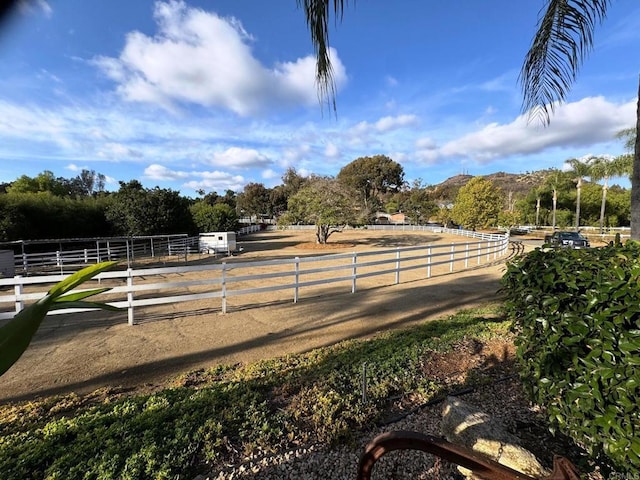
0,305 -> 512,480
502,241 -> 640,475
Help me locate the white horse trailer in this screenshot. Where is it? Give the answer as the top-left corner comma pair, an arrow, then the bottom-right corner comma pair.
199,232 -> 237,255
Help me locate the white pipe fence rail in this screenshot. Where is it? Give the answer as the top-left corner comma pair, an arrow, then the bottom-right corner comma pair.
0,231 -> 509,325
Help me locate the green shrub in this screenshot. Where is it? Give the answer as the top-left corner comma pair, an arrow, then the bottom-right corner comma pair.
501,242 -> 640,473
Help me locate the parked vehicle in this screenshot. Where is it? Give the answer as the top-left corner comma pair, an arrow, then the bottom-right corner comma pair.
544,231 -> 590,249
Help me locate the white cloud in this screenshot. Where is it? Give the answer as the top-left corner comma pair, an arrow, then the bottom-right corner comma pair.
375,114 -> 419,132
184,170 -> 245,192
66,163 -> 88,172
261,169 -> 278,180
144,164 -> 189,180
93,0 -> 347,116
210,147 -> 271,169
424,97 -> 635,163
324,143 -> 340,159
415,137 -> 436,150
349,114 -> 419,139
18,0 -> 52,17
96,142 -> 143,160
385,76 -> 398,87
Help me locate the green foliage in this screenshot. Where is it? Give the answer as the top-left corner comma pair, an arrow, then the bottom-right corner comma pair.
0,305 -> 510,480
236,182 -> 272,218
280,176 -> 360,243
0,262 -> 119,377
190,202 -> 238,232
501,244 -> 640,474
0,192 -> 110,241
452,177 -> 503,230
337,155 -> 404,209
105,181 -> 195,236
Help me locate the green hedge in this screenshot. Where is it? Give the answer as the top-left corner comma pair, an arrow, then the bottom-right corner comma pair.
501,242 -> 640,473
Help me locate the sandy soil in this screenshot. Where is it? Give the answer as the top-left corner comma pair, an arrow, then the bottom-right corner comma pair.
0,229 -> 512,403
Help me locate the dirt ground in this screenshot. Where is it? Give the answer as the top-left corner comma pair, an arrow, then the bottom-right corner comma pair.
0,229 -> 512,403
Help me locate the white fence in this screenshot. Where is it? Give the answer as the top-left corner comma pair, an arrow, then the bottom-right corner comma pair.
7,226 -> 264,276
0,230 -> 509,325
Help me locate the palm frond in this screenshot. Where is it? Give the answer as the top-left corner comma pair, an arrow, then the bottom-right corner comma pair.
297,0 -> 348,113
520,0 -> 610,124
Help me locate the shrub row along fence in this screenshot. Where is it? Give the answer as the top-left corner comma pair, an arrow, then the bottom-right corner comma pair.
0,229 -> 509,325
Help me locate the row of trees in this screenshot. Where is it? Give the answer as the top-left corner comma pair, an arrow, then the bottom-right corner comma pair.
0,153 -> 632,243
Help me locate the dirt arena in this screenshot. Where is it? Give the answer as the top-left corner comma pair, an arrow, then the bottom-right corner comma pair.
0,228 -> 510,403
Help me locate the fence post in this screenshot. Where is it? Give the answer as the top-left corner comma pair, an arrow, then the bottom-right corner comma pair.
221,262 -> 227,314
465,244 -> 469,268
22,253 -> 28,274
14,276 -> 23,313
127,268 -> 134,326
427,246 -> 432,278
493,241 -> 497,260
56,251 -> 61,267
351,252 -> 357,293
486,241 -> 490,263
449,244 -> 455,272
395,247 -> 400,284
84,249 -> 88,264
294,257 -> 300,303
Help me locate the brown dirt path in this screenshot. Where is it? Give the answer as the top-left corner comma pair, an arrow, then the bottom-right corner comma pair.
0,229 -> 512,403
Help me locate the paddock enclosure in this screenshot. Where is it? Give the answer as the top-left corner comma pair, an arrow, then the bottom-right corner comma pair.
0,228 -> 510,402
0,227 -> 508,324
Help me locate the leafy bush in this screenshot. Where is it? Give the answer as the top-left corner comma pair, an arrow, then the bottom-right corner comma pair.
501,243 -> 640,473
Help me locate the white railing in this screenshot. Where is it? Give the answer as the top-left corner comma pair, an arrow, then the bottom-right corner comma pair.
0,232 -> 509,325
10,235 -> 197,275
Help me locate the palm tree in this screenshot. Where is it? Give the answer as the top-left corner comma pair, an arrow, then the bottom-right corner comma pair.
299,0 -> 640,239
545,169 -> 564,230
565,158 -> 592,231
591,155 -> 633,233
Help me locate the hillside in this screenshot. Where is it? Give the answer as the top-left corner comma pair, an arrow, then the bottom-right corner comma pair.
429,170 -> 551,202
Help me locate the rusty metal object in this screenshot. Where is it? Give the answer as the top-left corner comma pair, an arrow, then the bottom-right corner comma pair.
356,431 -> 580,480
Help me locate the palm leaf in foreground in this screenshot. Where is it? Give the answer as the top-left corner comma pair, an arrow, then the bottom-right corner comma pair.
520,0 -> 610,124
0,261 -> 119,377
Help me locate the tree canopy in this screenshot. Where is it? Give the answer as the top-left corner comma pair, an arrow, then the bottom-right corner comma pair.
452,177 -> 503,230
337,155 -> 404,212
280,176 -> 359,244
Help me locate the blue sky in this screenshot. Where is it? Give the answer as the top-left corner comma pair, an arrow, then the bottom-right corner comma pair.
0,0 -> 638,196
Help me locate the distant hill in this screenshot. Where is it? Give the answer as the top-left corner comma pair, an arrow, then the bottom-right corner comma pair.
429,170 -> 552,203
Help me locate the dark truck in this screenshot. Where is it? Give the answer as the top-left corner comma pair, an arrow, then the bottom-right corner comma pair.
544,231 -> 590,249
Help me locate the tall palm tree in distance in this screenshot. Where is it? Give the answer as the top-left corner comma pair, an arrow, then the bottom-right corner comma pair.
300,0 -> 640,239
566,158 -> 592,230
591,155 -> 633,233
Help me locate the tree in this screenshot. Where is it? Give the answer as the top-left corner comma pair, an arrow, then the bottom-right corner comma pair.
451,177 -> 503,230
236,182 -> 271,220
280,176 -> 359,244
400,184 -> 436,225
299,1 -> 640,240
565,158 -> 593,230
105,181 -> 194,235
544,169 -> 573,230
337,155 -> 404,211
590,155 -> 632,233
190,202 -> 239,232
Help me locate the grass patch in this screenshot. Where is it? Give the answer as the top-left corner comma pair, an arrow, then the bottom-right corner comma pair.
0,302 -> 510,480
